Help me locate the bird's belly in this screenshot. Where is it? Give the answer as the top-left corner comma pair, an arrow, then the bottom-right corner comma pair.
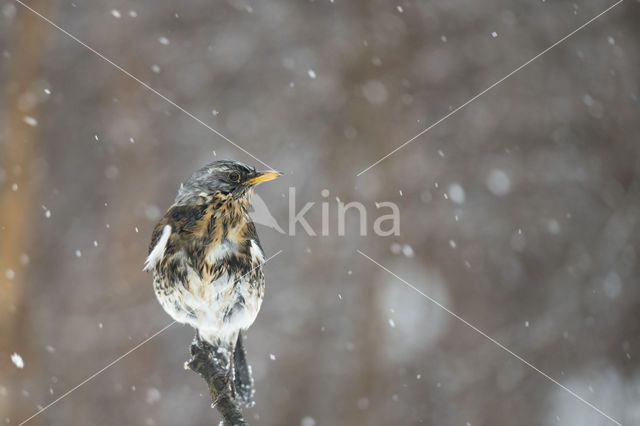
154,265 -> 263,345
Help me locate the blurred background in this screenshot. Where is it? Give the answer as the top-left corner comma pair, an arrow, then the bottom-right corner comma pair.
1,0 -> 639,425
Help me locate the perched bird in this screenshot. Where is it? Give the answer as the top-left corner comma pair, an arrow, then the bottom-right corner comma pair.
144,160 -> 281,403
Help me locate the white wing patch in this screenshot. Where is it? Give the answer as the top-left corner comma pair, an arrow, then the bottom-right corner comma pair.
144,225 -> 171,271
250,240 -> 264,263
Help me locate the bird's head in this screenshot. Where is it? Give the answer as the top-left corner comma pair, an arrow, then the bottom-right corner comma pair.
175,160 -> 282,205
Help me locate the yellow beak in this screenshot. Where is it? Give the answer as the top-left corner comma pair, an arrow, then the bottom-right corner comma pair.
245,170 -> 283,186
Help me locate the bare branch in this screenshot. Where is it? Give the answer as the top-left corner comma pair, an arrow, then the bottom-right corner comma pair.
186,338 -> 248,426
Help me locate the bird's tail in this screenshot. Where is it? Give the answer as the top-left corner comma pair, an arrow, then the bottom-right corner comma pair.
234,331 -> 255,406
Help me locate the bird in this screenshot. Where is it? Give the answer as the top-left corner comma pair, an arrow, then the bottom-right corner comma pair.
144,159 -> 281,403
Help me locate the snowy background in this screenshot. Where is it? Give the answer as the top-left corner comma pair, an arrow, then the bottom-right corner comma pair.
1,0 -> 639,425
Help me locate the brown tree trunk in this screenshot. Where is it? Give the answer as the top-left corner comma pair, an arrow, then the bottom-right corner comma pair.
0,0 -> 51,422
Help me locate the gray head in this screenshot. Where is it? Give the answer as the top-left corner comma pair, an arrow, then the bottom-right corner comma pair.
175,160 -> 282,204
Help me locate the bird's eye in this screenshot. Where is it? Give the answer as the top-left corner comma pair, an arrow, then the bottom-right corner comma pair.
228,171 -> 241,182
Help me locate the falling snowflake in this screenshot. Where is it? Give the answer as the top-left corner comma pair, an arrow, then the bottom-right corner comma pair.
301,417 -> 316,426
146,387 -> 161,405
486,169 -> 511,196
23,116 -> 38,127
11,353 -> 24,369
448,183 -> 465,204
401,244 -> 414,258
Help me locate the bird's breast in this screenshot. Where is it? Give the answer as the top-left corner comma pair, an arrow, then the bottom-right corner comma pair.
205,238 -> 237,264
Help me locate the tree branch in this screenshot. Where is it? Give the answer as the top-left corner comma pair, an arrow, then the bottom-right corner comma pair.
186,337 -> 248,426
